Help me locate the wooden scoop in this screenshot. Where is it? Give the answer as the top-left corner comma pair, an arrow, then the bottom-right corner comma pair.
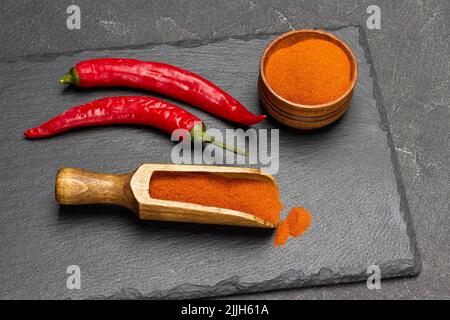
55,164 -> 276,229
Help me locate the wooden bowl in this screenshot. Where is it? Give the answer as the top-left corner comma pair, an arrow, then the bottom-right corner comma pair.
259,29 -> 358,129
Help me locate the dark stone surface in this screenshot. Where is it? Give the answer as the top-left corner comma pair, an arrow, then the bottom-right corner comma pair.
0,26 -> 419,299
0,0 -> 448,299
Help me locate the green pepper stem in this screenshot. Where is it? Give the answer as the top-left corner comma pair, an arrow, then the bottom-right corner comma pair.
191,125 -> 247,156
203,132 -> 247,156
59,67 -> 80,85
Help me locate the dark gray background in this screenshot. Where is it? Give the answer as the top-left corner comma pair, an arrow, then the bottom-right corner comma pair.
0,0 -> 448,299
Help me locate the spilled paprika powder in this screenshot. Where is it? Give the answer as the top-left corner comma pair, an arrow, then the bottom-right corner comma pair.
274,220 -> 290,247
287,207 -> 312,237
264,38 -> 351,105
274,208 -> 313,247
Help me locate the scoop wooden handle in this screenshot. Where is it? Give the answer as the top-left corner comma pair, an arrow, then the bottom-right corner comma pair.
55,168 -> 135,210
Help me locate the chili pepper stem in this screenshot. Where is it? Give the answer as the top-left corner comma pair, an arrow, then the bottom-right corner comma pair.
190,125 -> 247,156
59,67 -> 80,85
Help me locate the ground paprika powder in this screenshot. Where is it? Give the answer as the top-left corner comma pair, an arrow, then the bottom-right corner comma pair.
264,38 -> 351,105
149,171 -> 283,225
274,220 -> 289,247
274,208 -> 312,247
286,207 -> 312,237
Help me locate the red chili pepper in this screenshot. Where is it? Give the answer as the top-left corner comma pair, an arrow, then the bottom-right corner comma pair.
59,58 -> 266,126
24,96 -> 243,154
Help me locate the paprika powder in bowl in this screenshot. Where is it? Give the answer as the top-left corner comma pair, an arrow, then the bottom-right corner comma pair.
258,29 -> 358,129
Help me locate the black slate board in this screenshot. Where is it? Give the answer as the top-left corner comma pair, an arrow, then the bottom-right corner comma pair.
0,26 -> 419,299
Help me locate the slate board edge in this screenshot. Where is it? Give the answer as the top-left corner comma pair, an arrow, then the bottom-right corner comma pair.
356,25 -> 421,275
76,25 -> 419,300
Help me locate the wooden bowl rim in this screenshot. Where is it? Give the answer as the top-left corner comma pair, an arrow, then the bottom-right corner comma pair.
258,78 -> 353,119
263,95 -> 350,129
260,86 -> 350,122
259,29 -> 358,111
